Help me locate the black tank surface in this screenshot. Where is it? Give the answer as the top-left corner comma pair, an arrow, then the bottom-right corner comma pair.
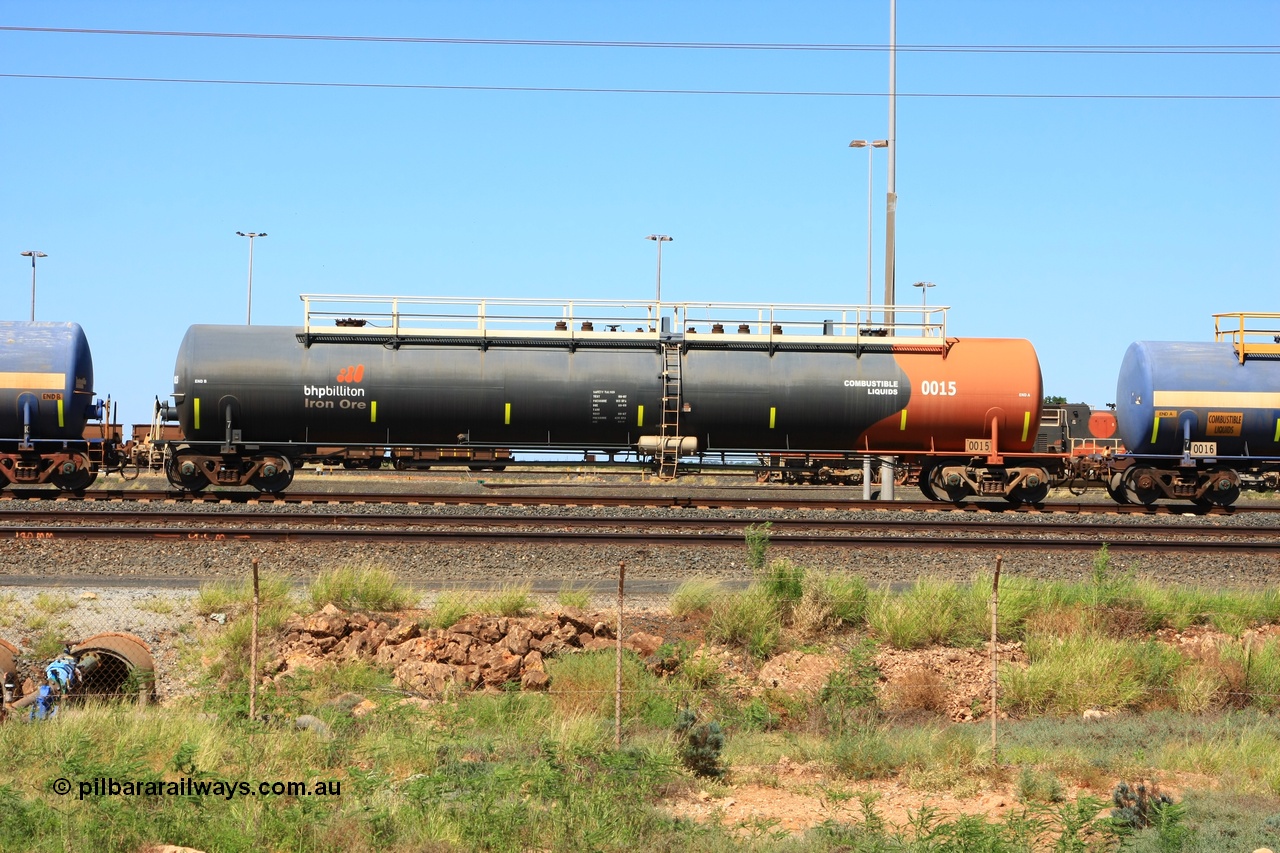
172,323 -> 1037,456
680,349 -> 909,450
172,325 -> 666,448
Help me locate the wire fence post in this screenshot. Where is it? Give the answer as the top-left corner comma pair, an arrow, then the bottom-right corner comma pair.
250,557 -> 260,722
615,560 -> 625,748
990,555 -> 1002,766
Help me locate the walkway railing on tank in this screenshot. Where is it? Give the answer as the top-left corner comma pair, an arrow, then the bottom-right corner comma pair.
1213,312 -> 1280,364
300,294 -> 949,345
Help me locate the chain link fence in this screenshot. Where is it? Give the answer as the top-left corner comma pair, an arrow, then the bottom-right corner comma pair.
4,554 -> 1280,754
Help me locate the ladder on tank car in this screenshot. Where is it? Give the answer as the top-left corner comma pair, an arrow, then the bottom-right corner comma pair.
657,343 -> 682,479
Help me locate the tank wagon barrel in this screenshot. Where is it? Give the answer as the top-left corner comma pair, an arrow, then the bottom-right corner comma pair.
1109,312 -> 1280,506
160,295 -> 1053,501
0,321 -> 124,489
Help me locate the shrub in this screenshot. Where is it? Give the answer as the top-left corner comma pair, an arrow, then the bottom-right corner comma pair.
674,708 -> 726,779
882,666 -> 948,716
1016,767 -> 1065,804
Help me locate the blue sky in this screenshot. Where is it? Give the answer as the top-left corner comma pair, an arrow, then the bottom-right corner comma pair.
2,1 -> 1276,424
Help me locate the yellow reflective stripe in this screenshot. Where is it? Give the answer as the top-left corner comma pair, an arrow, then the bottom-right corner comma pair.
769,407 -> 776,429
1150,415 -> 1159,444
370,400 -> 377,423
1275,418 -> 1279,442
1022,411 -> 1030,442
194,398 -> 201,431
57,399 -> 64,428
900,410 -> 908,430
504,403 -> 511,425
637,404 -> 644,426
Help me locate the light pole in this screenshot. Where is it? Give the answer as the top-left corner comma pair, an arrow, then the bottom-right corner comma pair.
646,234 -> 672,305
236,231 -> 267,325
913,280 -> 935,307
19,251 -> 47,321
848,140 -> 887,306
914,281 -> 936,336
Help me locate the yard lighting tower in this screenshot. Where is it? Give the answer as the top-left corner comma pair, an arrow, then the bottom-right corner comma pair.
913,280 -> 935,307
646,234 -> 672,306
19,251 -> 47,321
848,140 -> 887,306
236,231 -> 267,325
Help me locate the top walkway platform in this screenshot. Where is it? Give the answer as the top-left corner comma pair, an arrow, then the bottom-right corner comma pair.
1214,312 -> 1280,363
298,294 -> 952,353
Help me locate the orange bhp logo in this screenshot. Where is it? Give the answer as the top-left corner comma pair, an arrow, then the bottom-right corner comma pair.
336,365 -> 365,383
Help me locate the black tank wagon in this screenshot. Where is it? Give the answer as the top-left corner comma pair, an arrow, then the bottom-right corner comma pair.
160,295 -> 1052,500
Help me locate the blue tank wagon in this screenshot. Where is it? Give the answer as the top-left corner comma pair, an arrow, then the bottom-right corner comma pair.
1112,313 -> 1280,505
0,321 -> 119,489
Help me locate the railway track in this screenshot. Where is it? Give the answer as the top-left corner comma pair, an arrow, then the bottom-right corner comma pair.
3,486 -> 1279,515
2,508 -> 1277,554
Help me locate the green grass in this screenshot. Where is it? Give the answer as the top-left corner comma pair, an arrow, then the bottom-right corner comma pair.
31,591 -> 76,614
308,564 -> 417,612
555,582 -> 593,610
669,576 -> 721,618
6,564 -> 1279,851
425,583 -> 537,629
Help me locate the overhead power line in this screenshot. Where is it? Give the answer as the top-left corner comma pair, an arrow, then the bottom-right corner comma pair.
1,26 -> 1278,55
1,72 -> 1274,100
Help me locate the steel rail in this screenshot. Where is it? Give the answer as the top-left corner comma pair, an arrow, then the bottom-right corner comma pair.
5,524 -> 1278,553
2,487 -> 1277,515
0,508 -> 1274,539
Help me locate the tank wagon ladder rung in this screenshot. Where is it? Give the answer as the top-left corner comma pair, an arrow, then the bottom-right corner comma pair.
657,343 -> 682,479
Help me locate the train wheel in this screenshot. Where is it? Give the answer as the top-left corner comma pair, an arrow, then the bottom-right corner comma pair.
1124,469 -> 1162,506
916,463 -> 940,501
927,462 -> 972,503
1105,472 -> 1130,504
365,458 -> 383,470
51,459 -> 97,491
1196,471 -> 1241,507
249,457 -> 294,493
166,450 -> 209,492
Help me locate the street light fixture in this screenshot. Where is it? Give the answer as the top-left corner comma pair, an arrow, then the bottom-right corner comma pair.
236,231 -> 267,325
19,251 -> 47,321
848,140 -> 888,306
646,235 -> 672,305
913,280 -> 936,308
